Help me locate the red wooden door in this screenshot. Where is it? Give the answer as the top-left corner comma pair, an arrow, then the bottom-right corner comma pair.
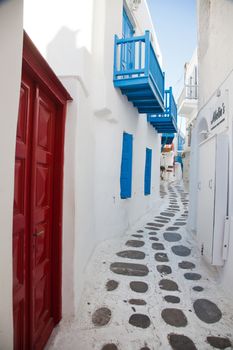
13,74 -> 57,350
13,33 -> 71,350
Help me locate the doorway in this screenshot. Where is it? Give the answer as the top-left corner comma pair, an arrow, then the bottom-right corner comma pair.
13,33 -> 71,350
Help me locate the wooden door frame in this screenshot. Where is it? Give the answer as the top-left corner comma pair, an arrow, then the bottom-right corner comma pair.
21,32 -> 72,335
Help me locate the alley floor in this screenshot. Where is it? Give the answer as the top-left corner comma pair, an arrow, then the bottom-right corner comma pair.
47,182 -> 233,350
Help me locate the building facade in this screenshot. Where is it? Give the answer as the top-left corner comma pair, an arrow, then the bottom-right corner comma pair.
0,0 -> 178,348
177,49 -> 198,184
189,0 -> 233,303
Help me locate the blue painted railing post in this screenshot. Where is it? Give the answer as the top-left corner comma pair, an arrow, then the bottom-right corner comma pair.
144,30 -> 150,77
162,72 -> 165,100
113,35 -> 118,80
169,86 -> 172,116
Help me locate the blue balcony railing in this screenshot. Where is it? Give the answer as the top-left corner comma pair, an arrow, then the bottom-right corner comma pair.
147,87 -> 178,133
162,133 -> 175,145
113,31 -> 165,114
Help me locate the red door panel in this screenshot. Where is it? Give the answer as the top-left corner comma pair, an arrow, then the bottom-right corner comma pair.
13,75 -> 33,349
31,89 -> 56,349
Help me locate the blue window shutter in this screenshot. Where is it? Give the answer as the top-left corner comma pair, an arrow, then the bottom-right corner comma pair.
122,8 -> 134,38
120,132 -> 133,199
122,9 -> 134,70
144,148 -> 152,195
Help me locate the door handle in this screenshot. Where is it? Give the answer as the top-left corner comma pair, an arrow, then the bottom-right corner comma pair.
198,182 -> 201,190
209,179 -> 213,189
33,230 -> 44,237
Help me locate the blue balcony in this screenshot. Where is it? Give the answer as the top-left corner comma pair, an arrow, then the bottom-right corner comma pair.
161,133 -> 175,152
162,133 -> 175,145
113,31 -> 165,114
147,87 -> 177,133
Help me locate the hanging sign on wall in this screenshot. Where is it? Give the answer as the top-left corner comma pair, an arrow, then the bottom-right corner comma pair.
210,89 -> 228,132
210,103 -> 226,130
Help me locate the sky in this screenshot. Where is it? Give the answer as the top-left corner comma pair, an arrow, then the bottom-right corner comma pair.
147,0 -> 197,100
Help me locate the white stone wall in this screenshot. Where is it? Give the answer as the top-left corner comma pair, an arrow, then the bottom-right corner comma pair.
198,0 -> 233,108
190,74 -> 233,302
24,0 -> 162,316
189,0 -> 233,301
0,0 -> 24,348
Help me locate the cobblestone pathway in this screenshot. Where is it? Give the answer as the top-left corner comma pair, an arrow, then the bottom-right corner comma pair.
47,182 -> 233,350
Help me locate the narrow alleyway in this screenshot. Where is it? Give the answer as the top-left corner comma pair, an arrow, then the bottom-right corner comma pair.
47,183 -> 233,350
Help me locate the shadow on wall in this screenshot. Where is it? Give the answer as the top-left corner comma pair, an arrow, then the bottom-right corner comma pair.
46,26 -> 91,96
197,117 -> 209,143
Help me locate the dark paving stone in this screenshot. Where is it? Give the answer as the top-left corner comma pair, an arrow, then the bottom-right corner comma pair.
162,308 -> 187,327
92,307 -> 111,326
164,232 -> 182,242
159,279 -> 179,291
126,240 -> 145,248
206,336 -> 232,349
168,333 -> 197,350
116,250 -> 145,260
174,222 -> 186,226
155,253 -> 169,262
149,236 -> 159,241
193,286 -> 204,292
130,281 -> 148,293
184,273 -> 201,281
164,295 -> 180,304
155,216 -> 170,220
178,261 -> 195,269
129,299 -> 147,305
155,219 -> 169,223
152,242 -> 165,250
157,265 -> 172,275
129,313 -> 151,328
147,222 -> 163,228
137,230 -> 144,233
145,227 -> 159,231
106,280 -> 119,291
101,344 -> 118,350
172,245 -> 191,257
132,234 -> 143,238
166,227 -> 179,231
110,262 -> 149,276
148,231 -> 158,235
161,212 -> 175,217
193,299 -> 222,324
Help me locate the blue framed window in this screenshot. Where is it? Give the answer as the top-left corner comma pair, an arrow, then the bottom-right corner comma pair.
144,148 -> 152,195
120,132 -> 133,199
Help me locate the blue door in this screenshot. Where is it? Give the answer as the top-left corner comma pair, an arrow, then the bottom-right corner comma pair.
120,132 -> 133,199
122,8 -> 134,70
144,148 -> 152,195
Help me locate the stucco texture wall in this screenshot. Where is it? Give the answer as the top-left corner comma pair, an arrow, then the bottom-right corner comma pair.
198,0 -> 233,109
0,0 -> 24,348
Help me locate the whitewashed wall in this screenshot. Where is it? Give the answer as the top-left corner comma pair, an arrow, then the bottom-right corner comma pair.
24,0 -> 162,316
0,0 -> 24,348
189,0 -> 233,301
197,0 -> 233,109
